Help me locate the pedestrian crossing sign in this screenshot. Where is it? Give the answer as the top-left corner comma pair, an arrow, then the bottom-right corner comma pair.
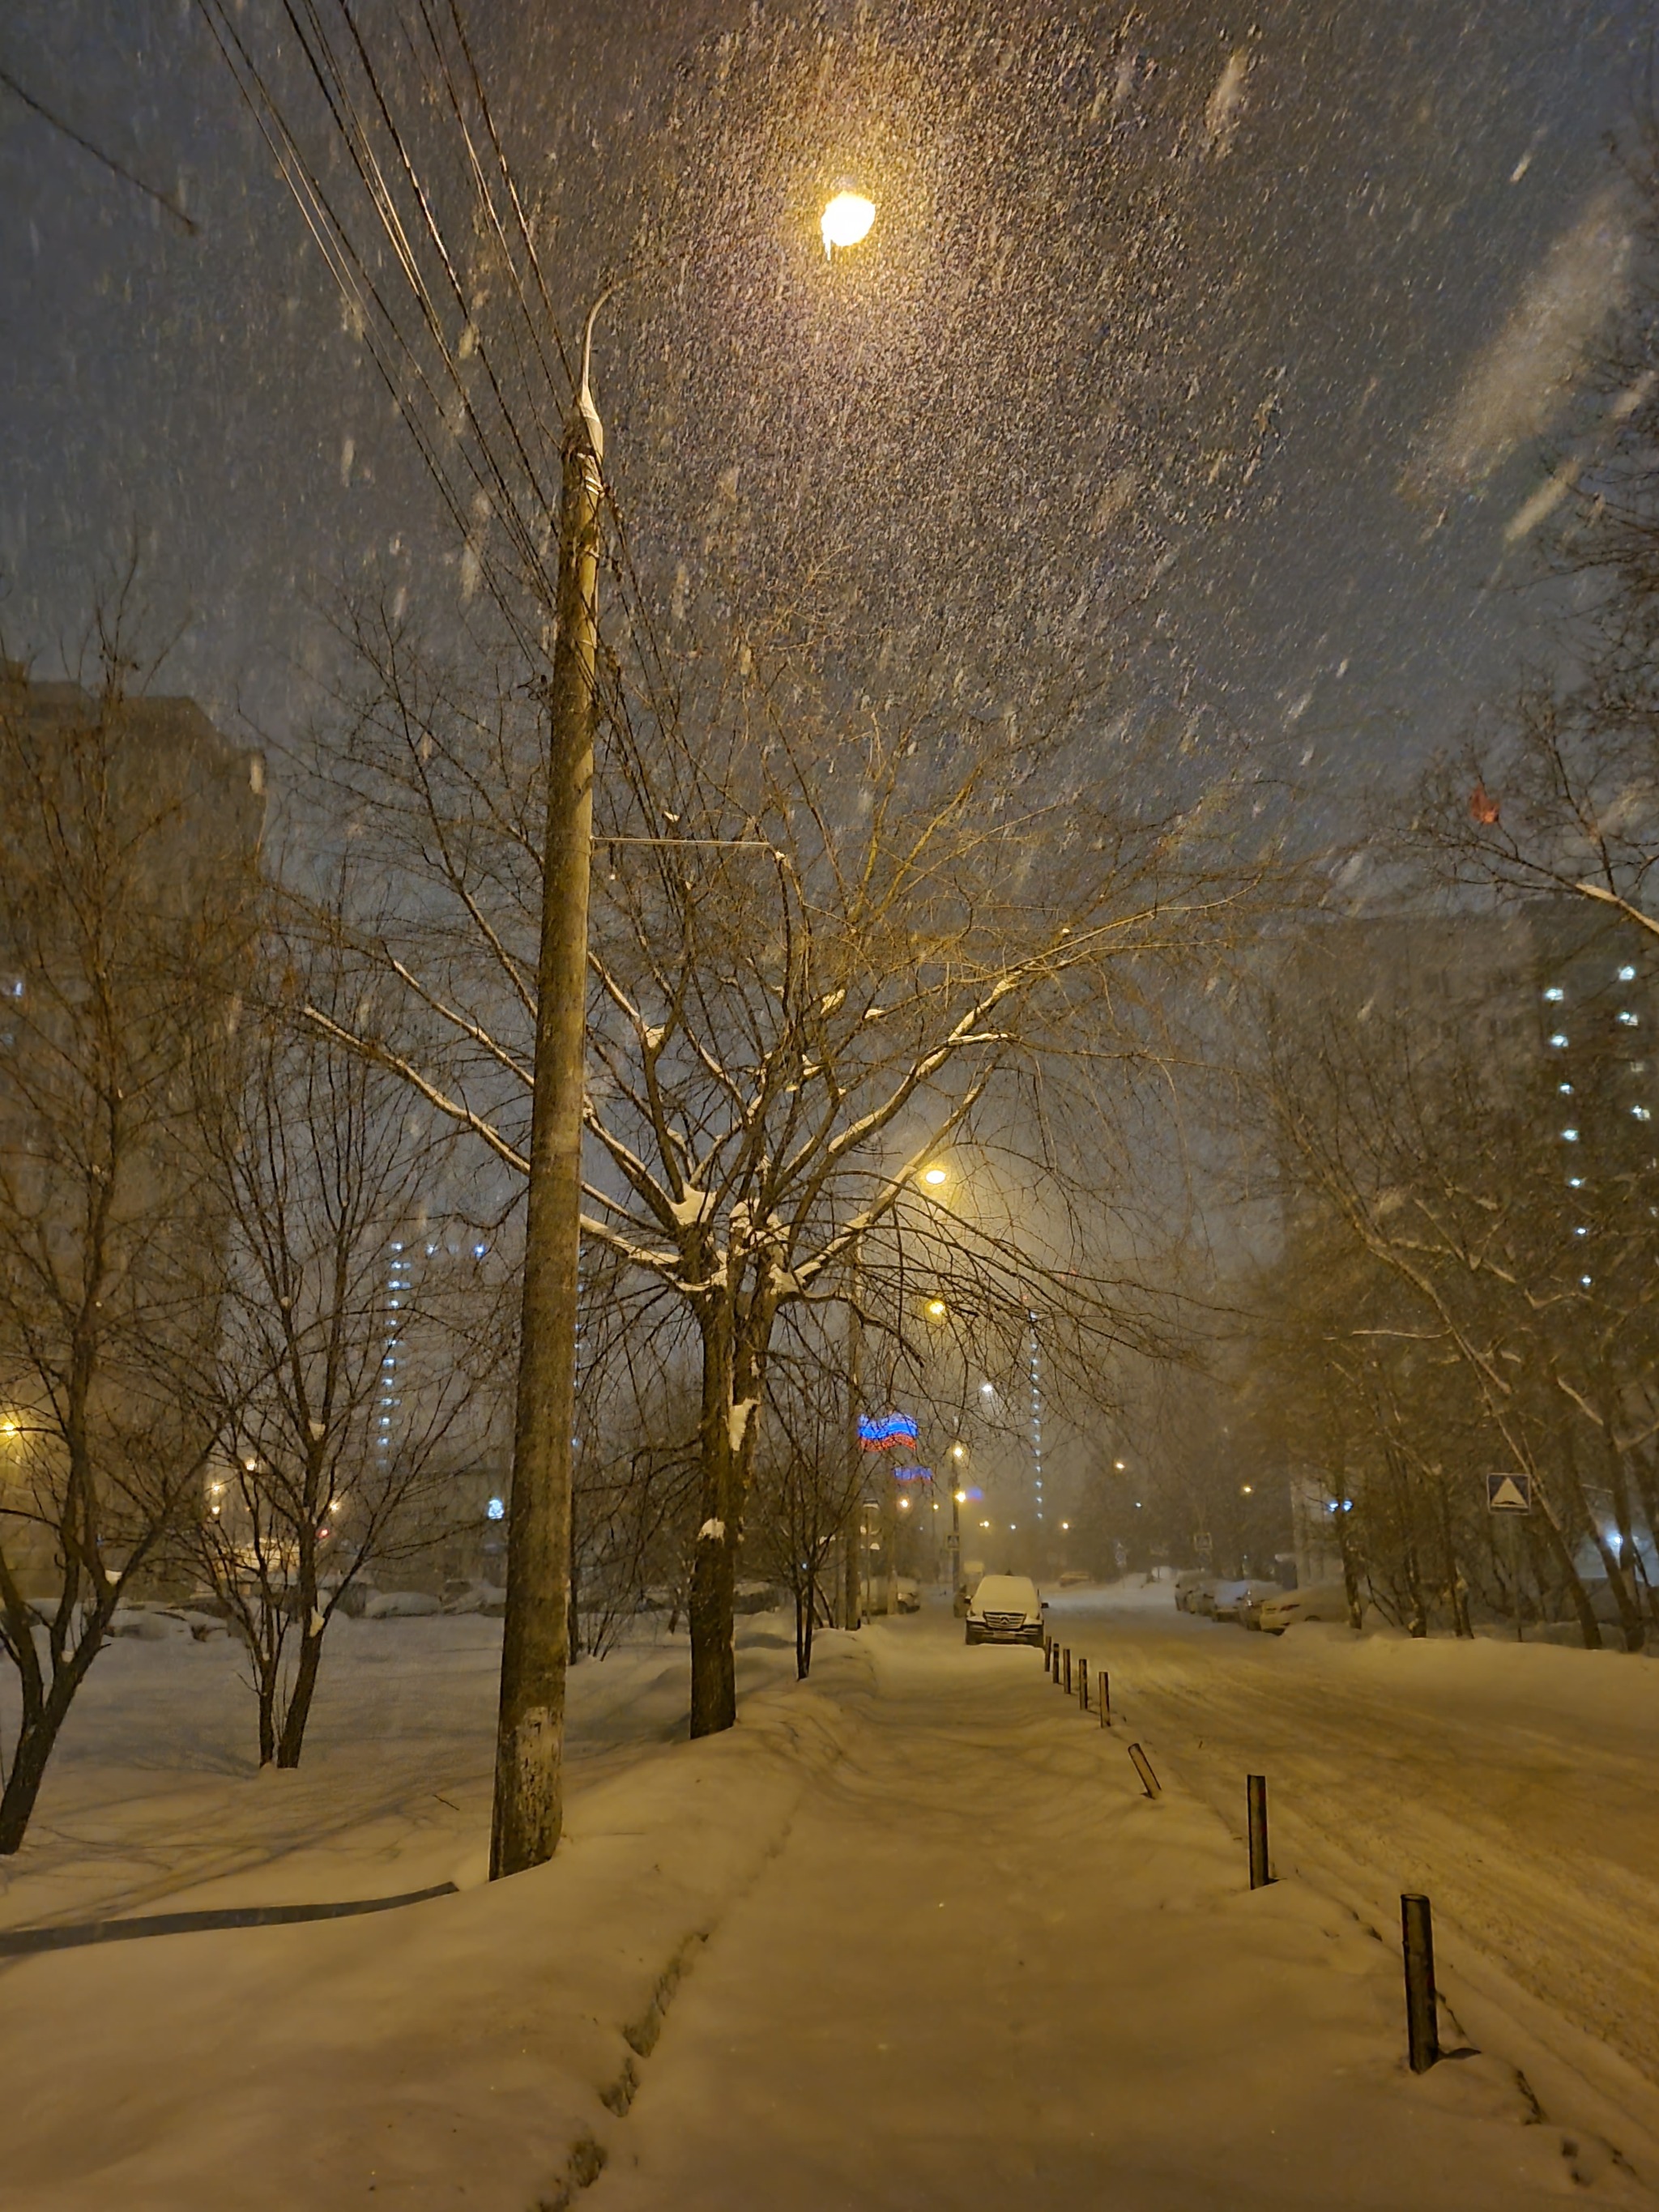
1486,1473 -> 1533,1514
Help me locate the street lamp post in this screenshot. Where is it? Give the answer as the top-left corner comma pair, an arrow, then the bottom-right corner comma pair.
489,320 -> 605,1882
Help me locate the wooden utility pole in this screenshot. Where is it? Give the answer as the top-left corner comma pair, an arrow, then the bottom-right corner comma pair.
490,349 -> 604,1880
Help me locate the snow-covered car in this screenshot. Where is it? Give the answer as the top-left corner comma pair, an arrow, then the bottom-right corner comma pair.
1213,1579 -> 1282,1629
1056,1569 -> 1091,1589
1236,1582 -> 1287,1630
965,1573 -> 1045,1647
1260,1580 -> 1350,1634
1206,1579 -> 1260,1626
1173,1570 -> 1209,1613
862,1574 -> 921,1616
1185,1574 -> 1222,1617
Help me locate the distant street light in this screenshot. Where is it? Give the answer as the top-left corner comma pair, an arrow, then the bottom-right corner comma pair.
821,190 -> 876,255
921,1162 -> 949,1187
925,1296 -> 949,1322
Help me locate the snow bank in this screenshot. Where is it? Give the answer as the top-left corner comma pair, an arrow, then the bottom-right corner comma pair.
0,1630 -> 872,2210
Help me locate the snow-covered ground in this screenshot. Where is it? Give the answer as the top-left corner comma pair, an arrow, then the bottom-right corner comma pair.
2,1591 -> 1657,2208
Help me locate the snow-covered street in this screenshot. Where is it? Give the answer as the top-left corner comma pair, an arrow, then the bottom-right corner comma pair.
591,1597 -> 1659,2211
5,1591 -> 1659,2207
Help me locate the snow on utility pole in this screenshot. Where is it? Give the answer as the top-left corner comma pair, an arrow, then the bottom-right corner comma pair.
490,318 -> 606,1879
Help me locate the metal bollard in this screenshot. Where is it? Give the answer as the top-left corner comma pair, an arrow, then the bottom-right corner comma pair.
1098,1669 -> 1111,1728
1401,1894 -> 1439,2073
1127,1741 -> 1161,1798
1247,1774 -> 1271,1890
1078,1657 -> 1090,1711
1043,1634 -> 1052,1667
1062,1647 -> 1073,1694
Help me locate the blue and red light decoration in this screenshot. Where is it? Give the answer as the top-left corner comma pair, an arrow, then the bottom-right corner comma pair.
858,1411 -> 919,1450
892,1464 -> 933,1484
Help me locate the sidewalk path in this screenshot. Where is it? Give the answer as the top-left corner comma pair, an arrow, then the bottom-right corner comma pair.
591,1611 -> 1651,2211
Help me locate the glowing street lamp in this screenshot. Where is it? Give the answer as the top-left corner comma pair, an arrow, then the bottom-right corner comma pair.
925,1297 -> 949,1323
821,190 -> 876,256
920,1162 -> 949,1189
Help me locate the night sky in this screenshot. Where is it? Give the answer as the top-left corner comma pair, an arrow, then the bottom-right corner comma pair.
0,1 -> 1648,802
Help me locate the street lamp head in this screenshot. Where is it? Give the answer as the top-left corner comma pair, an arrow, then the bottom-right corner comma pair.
925,1297 -> 948,1322
920,1162 -> 949,1188
949,1442 -> 966,1461
821,190 -> 876,256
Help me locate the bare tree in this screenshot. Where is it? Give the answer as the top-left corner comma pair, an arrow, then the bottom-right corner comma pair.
0,643 -> 259,1852
306,605 -> 1260,1734
1250,949 -> 1659,1647
748,1319 -> 864,1680
191,933 -> 496,1767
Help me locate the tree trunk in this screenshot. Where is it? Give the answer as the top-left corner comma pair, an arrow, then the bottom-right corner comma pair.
1532,1489 -> 1602,1648
275,1624 -> 324,1767
0,1651 -> 95,1856
689,1303 -> 737,1738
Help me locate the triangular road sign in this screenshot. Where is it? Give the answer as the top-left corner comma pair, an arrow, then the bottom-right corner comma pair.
1486,1473 -> 1532,1514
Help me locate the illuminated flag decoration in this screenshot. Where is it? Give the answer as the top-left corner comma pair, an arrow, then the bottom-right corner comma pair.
893,1464 -> 932,1484
858,1411 -> 919,1449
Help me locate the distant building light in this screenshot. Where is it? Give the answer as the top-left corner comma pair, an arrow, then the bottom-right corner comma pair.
485,1496 -> 507,1522
1544,987 -> 1565,1003
1619,1011 -> 1640,1026
1567,1176 -> 1585,1189
1581,1274 -> 1594,1287
390,1242 -> 403,1252
1559,1082 -> 1573,1095
1636,1106 -> 1653,1122
1549,1032 -> 1568,1047
473,1242 -> 488,1259
1574,1225 -> 1589,1237
1562,1128 -> 1580,1142
1620,965 -> 1637,982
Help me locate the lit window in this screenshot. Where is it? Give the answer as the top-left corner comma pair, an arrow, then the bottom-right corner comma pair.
1619,965 -> 1637,982
1550,1033 -> 1569,1048
1562,1128 -> 1580,1142
1559,1083 -> 1573,1095
486,1496 -> 505,1521
1574,1226 -> 1589,1237
1619,1012 -> 1640,1027
1544,987 -> 1565,1003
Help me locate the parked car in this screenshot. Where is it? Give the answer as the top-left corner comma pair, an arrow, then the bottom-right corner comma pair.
1056,1569 -> 1091,1589
1173,1570 -> 1210,1613
1236,1582 -> 1287,1631
1186,1574 -> 1222,1617
861,1573 -> 922,1616
1212,1579 -> 1283,1629
1260,1580 -> 1351,1634
965,1573 -> 1046,1647
1207,1579 -> 1260,1626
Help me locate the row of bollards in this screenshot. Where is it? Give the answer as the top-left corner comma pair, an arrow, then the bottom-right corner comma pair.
1038,1631 -> 1442,2072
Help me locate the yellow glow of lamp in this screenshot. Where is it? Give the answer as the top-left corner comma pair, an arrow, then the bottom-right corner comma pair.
921,1163 -> 949,1187
925,1297 -> 948,1321
821,191 -> 876,255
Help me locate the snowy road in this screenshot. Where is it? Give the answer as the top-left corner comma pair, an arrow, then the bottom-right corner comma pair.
591,1601 -> 1657,2212
1043,1586 -> 1659,2135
